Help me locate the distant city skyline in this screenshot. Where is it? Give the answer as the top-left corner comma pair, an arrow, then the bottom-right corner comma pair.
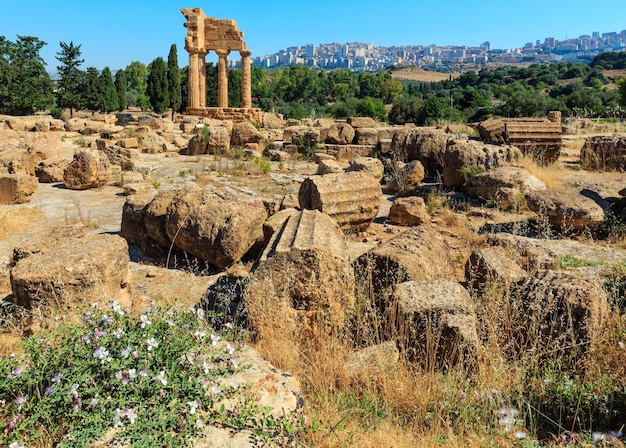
2,0 -> 626,70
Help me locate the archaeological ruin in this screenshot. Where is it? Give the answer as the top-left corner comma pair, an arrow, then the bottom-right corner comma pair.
181,7 -> 262,122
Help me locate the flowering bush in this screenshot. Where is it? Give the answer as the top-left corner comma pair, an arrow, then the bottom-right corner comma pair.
0,300 -> 275,447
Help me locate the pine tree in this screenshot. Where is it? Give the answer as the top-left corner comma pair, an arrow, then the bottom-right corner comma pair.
167,44 -> 182,119
115,69 -> 127,111
147,57 -> 169,114
100,67 -> 119,113
5,36 -> 53,115
55,41 -> 84,117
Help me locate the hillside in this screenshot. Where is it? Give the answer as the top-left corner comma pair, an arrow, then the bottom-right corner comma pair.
390,66 -> 459,82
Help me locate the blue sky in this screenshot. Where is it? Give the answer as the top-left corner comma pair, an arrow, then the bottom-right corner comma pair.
2,0 -> 626,71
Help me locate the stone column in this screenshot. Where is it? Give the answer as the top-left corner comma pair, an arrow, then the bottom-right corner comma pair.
216,49 -> 230,108
240,50 -> 252,109
198,51 -> 208,108
188,51 -> 200,109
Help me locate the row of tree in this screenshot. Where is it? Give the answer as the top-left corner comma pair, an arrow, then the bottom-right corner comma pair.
1,34 -> 626,125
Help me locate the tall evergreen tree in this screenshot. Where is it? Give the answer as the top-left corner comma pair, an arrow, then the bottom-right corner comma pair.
125,61 -> 150,110
83,66 -> 102,112
167,44 -> 182,118
5,36 -> 53,115
115,69 -> 127,112
147,57 -> 169,114
55,41 -> 84,117
99,67 -> 119,113
0,37 -> 12,113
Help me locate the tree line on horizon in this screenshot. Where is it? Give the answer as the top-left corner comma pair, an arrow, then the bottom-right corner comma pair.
2,35 -> 626,125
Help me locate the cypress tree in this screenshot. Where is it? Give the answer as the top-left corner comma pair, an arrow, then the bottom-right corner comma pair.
167,44 -> 182,118
100,66 -> 119,113
115,69 -> 127,111
83,66 -> 101,112
147,57 -> 169,114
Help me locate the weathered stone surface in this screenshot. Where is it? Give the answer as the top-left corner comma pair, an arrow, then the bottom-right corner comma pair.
63,149 -> 112,190
354,127 -> 379,146
117,137 -> 139,149
180,116 -> 200,133
120,193 -> 155,245
326,122 -> 355,145
442,139 -> 522,189
394,280 -> 479,369
324,144 -> 377,161
120,171 -> 144,185
525,188 -> 609,230
464,166 -> 546,200
388,196 -> 429,226
347,116 -> 376,128
187,125 -> 231,155
507,270 -> 607,362
99,145 -> 139,171
316,158 -> 343,175
262,112 -> 283,129
0,173 -> 38,204
354,226 -> 455,303
35,157 -> 70,183
139,133 -> 167,154
581,135 -> 626,170
477,117 -> 562,164
165,186 -> 267,269
386,160 -> 425,195
248,209 -> 355,337
266,149 -> 290,162
10,229 -> 130,310
465,246 -> 526,291
231,121 -> 263,146
347,156 -> 384,180
144,189 -> 177,248
299,171 -> 381,231
389,128 -> 447,175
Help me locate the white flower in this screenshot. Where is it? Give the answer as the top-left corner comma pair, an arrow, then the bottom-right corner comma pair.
114,371 -> 123,381
93,346 -> 109,361
592,431 -> 605,443
188,399 -> 200,415
202,360 -> 212,375
156,370 -> 168,386
186,354 -> 195,365
225,322 -> 234,329
121,347 -> 132,358
211,385 -> 222,395
14,394 -> 27,410
68,383 -> 80,397
9,442 -> 24,448
210,333 -> 220,346
114,408 -> 125,427
514,430 -> 527,439
231,358 -> 239,370
229,379 -> 239,390
195,417 -> 205,429
226,343 -> 236,355
126,407 -> 138,424
128,368 -> 137,379
113,328 -> 124,339
140,314 -> 151,328
146,338 -> 158,351
195,329 -> 206,339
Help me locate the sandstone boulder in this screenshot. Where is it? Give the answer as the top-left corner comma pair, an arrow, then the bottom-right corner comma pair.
525,188 -> 609,230
580,135 -> 626,170
165,186 -> 267,269
465,246 -> 526,291
10,229 -> 130,311
507,270 -> 607,363
347,117 -> 377,128
0,173 -> 38,204
354,127 -> 379,146
247,209 -> 355,338
386,160 -> 426,196
354,226 -> 455,305
394,280 -> 480,370
299,171 -> 381,231
63,149 -> 112,190
442,139 -> 522,189
144,189 -> 177,248
388,196 -> 429,226
464,166 -> 546,201
35,158 -> 70,183
326,122 -> 356,145
389,128 -> 447,174
347,156 -> 384,180
262,112 -> 283,129
231,121 -> 263,146
98,145 -> 138,171
139,133 -> 167,154
316,158 -> 343,175
120,193 -> 154,245
187,125 -> 231,155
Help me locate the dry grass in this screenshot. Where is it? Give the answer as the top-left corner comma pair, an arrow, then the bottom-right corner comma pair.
518,155 -> 565,189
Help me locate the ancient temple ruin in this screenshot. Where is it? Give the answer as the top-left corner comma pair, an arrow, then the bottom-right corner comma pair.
181,7 -> 262,122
